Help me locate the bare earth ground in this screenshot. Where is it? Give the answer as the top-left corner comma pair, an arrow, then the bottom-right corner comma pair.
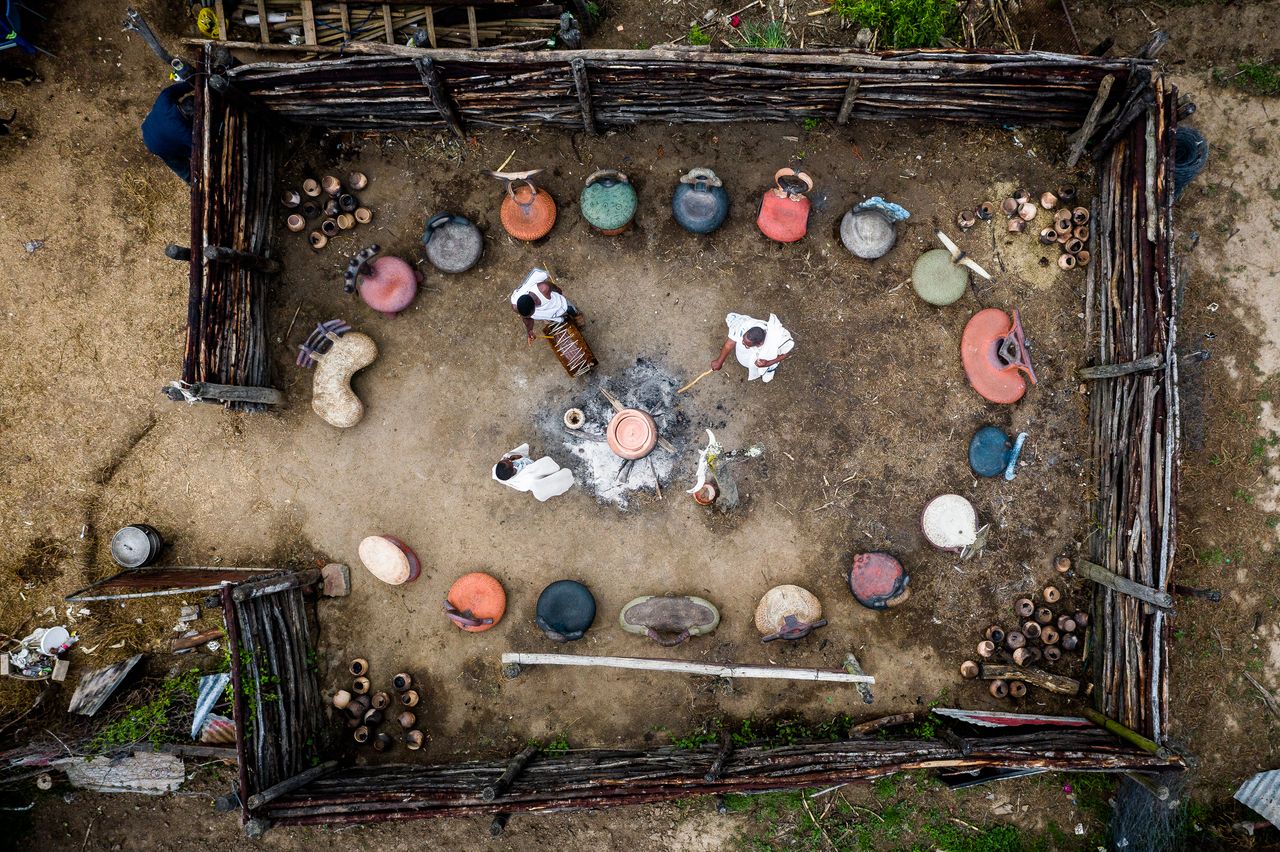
1,0 -> 1279,850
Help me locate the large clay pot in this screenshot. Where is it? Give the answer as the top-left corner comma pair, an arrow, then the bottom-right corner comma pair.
756,168 -> 813,243
672,168 -> 729,234
500,180 -> 557,241
960,308 -> 1037,404
444,572 -> 506,632
580,169 -> 637,235
619,595 -> 720,646
840,208 -> 896,259
606,408 -> 657,460
912,248 -> 968,306
535,580 -> 597,642
344,245 -> 421,315
422,212 -> 483,273
921,495 -> 978,552
847,552 -> 910,610
358,535 -> 422,585
754,585 -> 826,642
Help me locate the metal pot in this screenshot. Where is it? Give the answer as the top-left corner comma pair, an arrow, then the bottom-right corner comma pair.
422,212 -> 483,274
110,524 -> 163,568
671,167 -> 729,234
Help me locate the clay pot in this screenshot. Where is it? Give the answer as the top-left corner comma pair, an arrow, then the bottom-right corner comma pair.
1058,185 -> 1077,203
977,639 -> 996,658
302,178 -> 321,197
1054,211 -> 1073,233
1023,621 -> 1042,640
500,180 -> 557,241
1007,218 -> 1027,234
1009,681 -> 1027,698
1036,606 -> 1054,625
960,660 -> 980,679
282,189 -> 301,208
346,716 -> 361,729
1039,227 -> 1057,245
332,690 -> 352,710
323,198 -> 341,217
1043,645 -> 1063,662
693,482 -> 719,506
355,207 -> 373,225
1013,647 -> 1035,666
606,409 -> 658,460
1061,633 -> 1080,651
1058,254 -> 1077,270
350,659 -> 369,677
404,730 -> 425,750
957,210 -> 976,230
287,214 -> 306,232
349,171 -> 368,191
1005,631 -> 1026,650
1040,191 -> 1058,209
564,408 -> 585,430
321,219 -> 339,237
1064,238 -> 1084,255
1075,250 -> 1091,265
1056,229 -> 1071,245
1058,616 -> 1077,633
1044,586 -> 1062,604
321,175 -> 341,196
339,193 -> 358,213
401,690 -> 420,707
755,585 -> 826,642
302,201 -> 321,219
847,552 -> 910,610
984,625 -> 1005,643
989,679 -> 1009,698
1013,188 -> 1031,204
1018,202 -> 1038,222
393,673 -> 413,692
347,695 -> 371,717
977,202 -> 997,220
349,252 -> 421,316
1041,626 -> 1060,645
1073,224 -> 1090,241
337,213 -> 355,230
372,733 -> 394,752
397,711 -> 416,729
1074,611 -> 1090,628
353,725 -> 370,744
309,231 -> 327,250
1073,207 -> 1090,225
363,708 -> 384,726
444,572 -> 507,632
1000,198 -> 1019,216
371,691 -> 391,710
1015,598 -> 1035,618
359,535 -> 422,585
1055,556 -> 1072,574
352,676 -> 370,694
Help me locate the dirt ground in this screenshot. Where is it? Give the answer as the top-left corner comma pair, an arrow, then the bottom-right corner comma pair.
2,0 -> 1280,849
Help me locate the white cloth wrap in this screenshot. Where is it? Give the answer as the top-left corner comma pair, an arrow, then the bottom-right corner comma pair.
726,313 -> 794,382
491,443 -> 575,502
510,268 -> 569,321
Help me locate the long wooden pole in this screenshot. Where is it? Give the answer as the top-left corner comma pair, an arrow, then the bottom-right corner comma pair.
677,369 -> 714,394
502,652 -> 875,683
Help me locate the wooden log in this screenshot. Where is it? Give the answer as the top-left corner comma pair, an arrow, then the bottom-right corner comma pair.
203,244 -> 281,273
301,0 -> 318,45
414,57 -> 466,141
1081,707 -> 1171,758
162,380 -> 284,406
703,733 -> 733,782
836,78 -> 860,125
501,652 -> 875,683
1066,72 -> 1114,167
1078,352 -> 1163,380
570,57 -> 596,134
842,652 -> 874,705
232,570 -> 321,603
482,745 -> 538,801
248,761 -> 340,812
979,664 -> 1080,696
171,628 -> 225,651
1076,558 -> 1173,609
165,244 -> 192,261
848,713 -> 915,737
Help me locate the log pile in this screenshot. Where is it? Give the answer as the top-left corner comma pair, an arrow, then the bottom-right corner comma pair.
1083,74 -> 1179,743
221,47 -> 1148,133
184,51 -> 277,411
256,728 -> 1179,825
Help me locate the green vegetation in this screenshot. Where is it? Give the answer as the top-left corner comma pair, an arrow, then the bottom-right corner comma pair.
90,668 -> 203,752
740,20 -> 789,49
585,1 -> 601,21
831,0 -> 959,48
1215,62 -> 1280,96
542,733 -> 571,755
687,23 -> 711,45
801,117 -> 821,132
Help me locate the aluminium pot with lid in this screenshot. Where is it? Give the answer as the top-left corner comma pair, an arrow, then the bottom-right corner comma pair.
110,524 -> 163,568
422,212 -> 484,274
840,208 -> 897,259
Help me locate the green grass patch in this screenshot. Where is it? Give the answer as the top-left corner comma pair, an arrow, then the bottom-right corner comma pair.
89,667 -> 204,752
740,20 -> 789,49
831,0 -> 959,48
1215,62 -> 1280,96
687,23 -> 711,45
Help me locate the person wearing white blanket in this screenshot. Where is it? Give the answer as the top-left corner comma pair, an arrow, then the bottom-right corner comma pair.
509,268 -> 579,343
710,312 -> 795,383
492,443 -> 575,501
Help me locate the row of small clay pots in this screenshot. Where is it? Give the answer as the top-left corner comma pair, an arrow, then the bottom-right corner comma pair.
332,659 -> 426,750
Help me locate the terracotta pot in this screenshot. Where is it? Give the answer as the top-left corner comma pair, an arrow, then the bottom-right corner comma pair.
847,552 -> 910,610
956,210 -> 976,230
302,178 -> 321,197
977,202 -> 997,220
332,689 -> 352,710
287,214 -> 306,232
302,201 -> 321,219
1043,585 -> 1062,604
353,726 -> 370,744
960,660 -> 979,679
350,659 -> 369,677
1058,184 -> 1077,203
1073,611 -> 1090,628
1058,254 -> 1077,270
1023,621 -> 1041,640
1055,556 -> 1072,573
444,572 -> 507,632
321,218 -> 339,237
984,625 -> 1005,643
359,535 -> 422,585
1036,606 -> 1054,625
1013,647 -> 1035,666
1013,188 -> 1030,204
363,708 -> 384,726
309,231 -> 327,250
337,213 -> 355,230
1072,206 -> 1090,225
1061,634 -> 1080,651
1054,211 -> 1073,233
347,695 -> 371,717
321,175 -> 341,196
1018,202 -> 1038,222
282,190 -> 301,208
1073,224 -> 1089,241
349,171 -> 368,191
372,733 -> 394,752
692,482 -> 719,506
1044,645 -> 1063,662
1015,598 -> 1035,618
401,690 -> 420,707
1038,227 -> 1057,245
1005,631 -> 1026,650
989,679 -> 1009,698
355,207 -> 373,225
405,730 -> 425,750
1064,238 -> 1084,255
371,691 -> 391,710
393,673 -> 412,691
1075,250 -> 1091,265
397,711 -> 416,729
500,181 -> 557,241
1041,626 -> 1060,645
563,408 -> 585,430
323,198 -> 341,217
1007,218 -> 1026,234
976,640 -> 996,658
1009,681 -> 1027,698
349,252 -> 421,316
1039,191 -> 1058,209
1058,615 -> 1077,633
352,676 -> 370,694
606,408 -> 658,460
1000,197 -> 1018,216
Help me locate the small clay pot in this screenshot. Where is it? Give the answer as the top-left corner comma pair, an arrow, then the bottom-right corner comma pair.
323,198 -> 341,217
401,689 -> 420,707
564,408 -> 585,430
354,207 -> 373,225
1039,227 -> 1057,245
1058,615 -> 1077,633
989,679 -> 1009,698
393,673 -> 413,691
352,676 -> 370,694
346,716 -> 361,729
957,210 -> 977,230
349,171 -> 368,191
321,219 -> 339,237
1054,211 -> 1073,233
960,660 -> 980,679
1036,606 -> 1054,625
336,213 -> 355,230
350,659 -> 369,677
371,691 -> 391,710
1013,647 -> 1036,666
1076,250 -> 1091,265
287,213 -> 306,232
321,175 -> 341,196
1009,681 -> 1028,698
1005,631 -> 1026,650
1023,621 -> 1042,640
353,726 -> 370,744
978,202 -> 997,220
1057,229 -> 1071,245
1055,556 -> 1072,574
1061,633 -> 1080,651
363,708 -> 384,726
398,711 -> 416,729
1058,254 -> 1077,270
1074,611 -> 1090,628
372,733 -> 394,752
1044,586 -> 1062,604
1007,218 -> 1027,234
339,194 -> 358,214
1072,207 -> 1090,225
1001,197 -> 1019,216
1043,645 -> 1063,662
309,231 -> 327,250
347,694 -> 371,715
1015,598 -> 1035,618
1064,238 -> 1085,255
1013,188 -> 1031,204
302,201 -> 321,219
1040,191 -> 1058,209
1059,185 -> 1077,203
984,625 -> 1005,643
1073,225 -> 1090,241
332,690 -> 352,710
1018,202 -> 1038,222
977,639 -> 996,658
1025,646 -> 1042,663
1041,626 -> 1060,645
302,178 -> 321,197
404,730 -> 425,750
282,189 -> 301,209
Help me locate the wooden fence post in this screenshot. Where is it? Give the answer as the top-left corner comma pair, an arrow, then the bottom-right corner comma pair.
570,57 -> 597,134
414,57 -> 466,143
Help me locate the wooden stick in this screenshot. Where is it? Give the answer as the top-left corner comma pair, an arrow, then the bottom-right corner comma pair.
300,0 -> 318,45
247,761 -> 339,811
501,652 -> 875,683
1081,707 -> 1171,758
482,745 -> 538,801
414,56 -> 466,142
979,664 -> 1080,696
1067,73 -> 1114,167
677,369 -> 714,394
842,652 -> 874,705
570,57 -> 597,134
836,78 -> 860,125
703,733 -> 733,782
1078,352 -> 1163,380
171,628 -> 225,651
1076,558 -> 1173,609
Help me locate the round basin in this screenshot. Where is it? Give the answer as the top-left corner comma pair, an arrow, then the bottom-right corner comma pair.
606,408 -> 657,459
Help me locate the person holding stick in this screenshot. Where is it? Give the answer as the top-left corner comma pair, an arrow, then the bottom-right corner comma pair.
510,268 -> 580,343
710,312 -> 795,383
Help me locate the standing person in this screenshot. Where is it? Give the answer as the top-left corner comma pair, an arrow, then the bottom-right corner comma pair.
141,81 -> 195,183
510,268 -> 580,343
710,312 -> 795,383
492,443 -> 575,501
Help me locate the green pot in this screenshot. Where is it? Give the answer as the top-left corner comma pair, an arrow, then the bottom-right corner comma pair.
580,169 -> 637,234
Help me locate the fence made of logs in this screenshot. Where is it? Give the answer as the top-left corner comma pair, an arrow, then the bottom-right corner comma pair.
184,38 -> 1185,831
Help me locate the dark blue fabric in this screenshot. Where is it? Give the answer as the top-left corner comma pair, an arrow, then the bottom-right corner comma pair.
142,82 -> 193,183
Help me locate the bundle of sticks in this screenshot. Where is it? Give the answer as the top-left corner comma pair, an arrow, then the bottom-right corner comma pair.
1083,74 -> 1179,744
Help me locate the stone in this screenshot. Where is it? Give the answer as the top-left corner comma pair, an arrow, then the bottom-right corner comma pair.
321,562 -> 351,597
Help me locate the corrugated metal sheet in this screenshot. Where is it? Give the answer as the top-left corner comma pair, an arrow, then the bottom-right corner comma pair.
933,708 -> 1092,728
1235,770 -> 1280,829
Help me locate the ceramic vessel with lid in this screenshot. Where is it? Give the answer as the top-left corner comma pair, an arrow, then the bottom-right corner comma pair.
606,408 -> 657,460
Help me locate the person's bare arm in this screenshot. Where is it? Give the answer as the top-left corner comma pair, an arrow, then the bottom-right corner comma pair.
711,338 -> 735,370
